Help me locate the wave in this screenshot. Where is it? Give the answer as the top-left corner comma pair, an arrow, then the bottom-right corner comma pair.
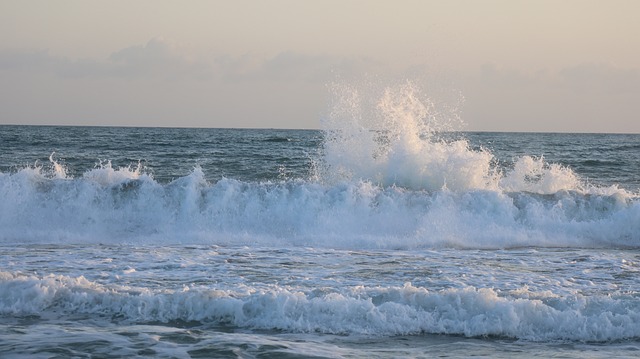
0,160 -> 637,248
1,271 -> 638,342
318,81 -> 594,194
1,82 -> 637,248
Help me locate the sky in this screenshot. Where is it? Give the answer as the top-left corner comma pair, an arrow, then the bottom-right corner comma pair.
1,0 -> 639,133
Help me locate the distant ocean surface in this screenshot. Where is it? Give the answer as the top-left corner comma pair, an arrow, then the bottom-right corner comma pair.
1,87 -> 640,358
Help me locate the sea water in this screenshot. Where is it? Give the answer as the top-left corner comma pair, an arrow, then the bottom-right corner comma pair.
1,83 -> 639,358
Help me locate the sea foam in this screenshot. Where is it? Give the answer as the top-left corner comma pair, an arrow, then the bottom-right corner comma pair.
1,272 -> 639,341
0,82 -> 637,248
0,163 -> 638,248
319,81 -> 600,195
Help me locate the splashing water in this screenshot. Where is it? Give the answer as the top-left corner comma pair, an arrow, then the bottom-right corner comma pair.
48,153 -> 68,179
0,83 -> 636,248
319,81 -> 608,195
320,81 -> 498,191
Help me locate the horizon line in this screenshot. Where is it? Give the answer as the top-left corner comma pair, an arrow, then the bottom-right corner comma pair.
1,123 -> 638,135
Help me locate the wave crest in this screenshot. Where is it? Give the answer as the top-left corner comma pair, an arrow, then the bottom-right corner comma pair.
319,81 -> 598,196
2,272 -> 639,341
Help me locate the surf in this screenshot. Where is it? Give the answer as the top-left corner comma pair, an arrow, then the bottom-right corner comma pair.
2,269 -> 639,342
0,161 -> 637,248
0,82 -> 637,248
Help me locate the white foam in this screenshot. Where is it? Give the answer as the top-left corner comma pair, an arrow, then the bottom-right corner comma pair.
319,81 -> 620,197
1,272 -> 638,341
49,153 -> 68,179
320,81 -> 498,192
0,82 -> 637,248
0,165 -> 638,248
82,160 -> 149,187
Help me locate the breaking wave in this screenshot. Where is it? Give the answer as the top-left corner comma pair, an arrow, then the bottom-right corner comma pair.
0,81 -> 637,248
2,271 -> 639,342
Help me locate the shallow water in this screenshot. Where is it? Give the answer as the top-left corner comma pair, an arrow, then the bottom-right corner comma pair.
2,244 -> 640,357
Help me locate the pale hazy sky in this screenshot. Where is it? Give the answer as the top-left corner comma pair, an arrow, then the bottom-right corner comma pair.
1,0 -> 639,132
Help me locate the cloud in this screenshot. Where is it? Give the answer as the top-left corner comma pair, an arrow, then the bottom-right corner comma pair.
216,51 -> 345,83
464,62 -> 640,95
0,38 -> 388,86
260,51 -> 331,81
0,38 -> 212,80
0,49 -> 55,70
459,63 -> 640,133
213,50 -> 389,84
559,63 -> 640,94
107,38 -> 212,79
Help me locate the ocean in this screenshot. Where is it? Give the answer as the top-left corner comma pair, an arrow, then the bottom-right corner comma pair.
1,88 -> 639,357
